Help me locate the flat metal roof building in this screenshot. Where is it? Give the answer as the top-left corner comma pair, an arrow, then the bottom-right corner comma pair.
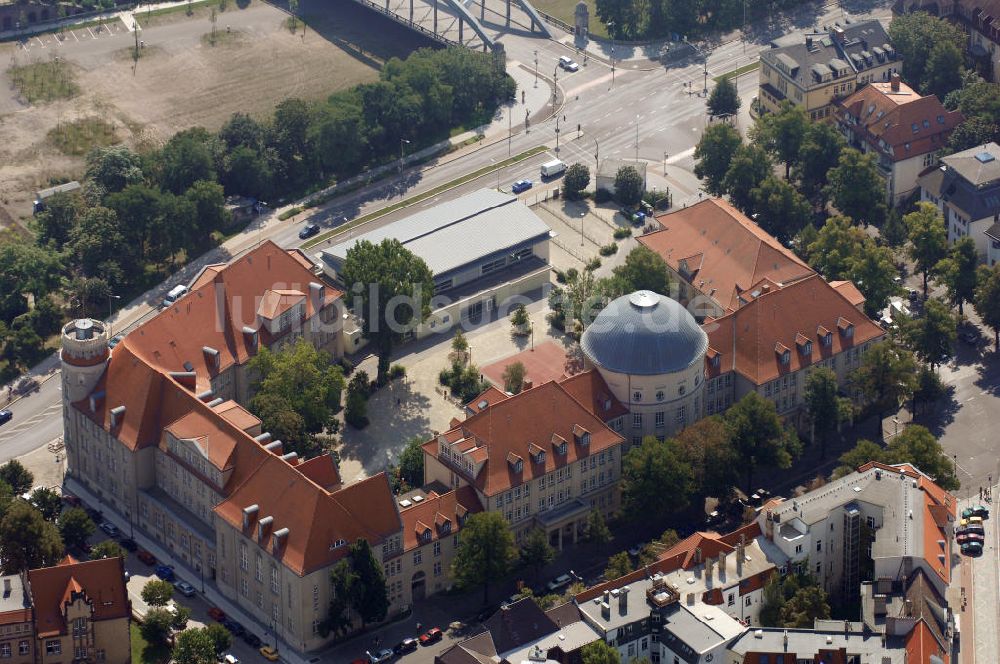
319,189 -> 553,293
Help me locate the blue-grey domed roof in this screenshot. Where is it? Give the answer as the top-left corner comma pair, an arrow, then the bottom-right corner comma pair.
581,291 -> 707,376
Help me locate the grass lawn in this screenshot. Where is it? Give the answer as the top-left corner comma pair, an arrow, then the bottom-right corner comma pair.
130,624 -> 171,664
8,60 -> 79,103
530,0 -> 609,38
47,117 -> 119,156
713,61 -> 759,83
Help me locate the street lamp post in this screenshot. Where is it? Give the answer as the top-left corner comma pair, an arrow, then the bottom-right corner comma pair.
534,50 -> 538,87
606,21 -> 615,87
108,294 -> 121,337
594,137 -> 600,174
399,138 -> 410,174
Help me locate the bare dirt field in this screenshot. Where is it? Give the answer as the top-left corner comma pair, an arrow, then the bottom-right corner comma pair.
0,0 -> 434,222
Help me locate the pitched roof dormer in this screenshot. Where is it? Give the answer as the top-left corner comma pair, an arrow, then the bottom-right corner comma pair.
837,316 -> 855,338
551,433 -> 568,455
507,452 -> 524,473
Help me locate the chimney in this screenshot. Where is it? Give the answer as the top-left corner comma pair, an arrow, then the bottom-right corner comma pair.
618,587 -> 629,615
694,547 -> 703,565
196,389 -> 215,401
736,542 -> 745,576
206,397 -> 225,408
109,405 -> 126,428
202,346 -> 221,372
806,35 -> 813,48
832,25 -> 846,42
719,550 -> 729,573
783,630 -> 788,650
169,371 -> 197,390
706,558 -> 715,584
890,72 -> 900,92
601,591 -> 611,620
242,504 -> 259,530
309,282 -> 325,311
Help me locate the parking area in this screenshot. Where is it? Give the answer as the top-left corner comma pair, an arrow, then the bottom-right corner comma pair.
14,18 -> 130,51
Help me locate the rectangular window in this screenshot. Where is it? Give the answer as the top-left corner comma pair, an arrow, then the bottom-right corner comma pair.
45,641 -> 60,656
816,540 -> 822,552
727,593 -> 735,606
655,411 -> 665,428
241,577 -> 249,598
0,643 -> 10,659
240,544 -> 248,571
413,550 -> 422,565
255,554 -> 263,582
270,566 -> 279,594
433,562 -> 442,577
632,413 -> 642,429
18,642 -> 27,656
256,591 -> 263,608
433,541 -> 441,557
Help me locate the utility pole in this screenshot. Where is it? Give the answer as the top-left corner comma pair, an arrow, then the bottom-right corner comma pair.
555,114 -> 561,153
594,138 -> 600,174
534,50 -> 538,87
703,59 -> 709,95
552,66 -> 558,107
399,138 -> 410,174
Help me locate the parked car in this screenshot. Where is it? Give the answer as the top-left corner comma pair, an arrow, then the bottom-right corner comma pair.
62,493 -> 81,507
957,531 -> 984,544
174,580 -> 196,597
0,410 -> 12,426
136,550 -> 157,566
242,633 -> 261,648
958,524 -> 985,536
366,649 -> 393,663
259,646 -> 280,662
394,637 -> 418,654
960,515 -> 984,527
971,505 -> 990,519
907,288 -> 919,301
222,654 -> 239,664
419,627 -> 443,645
961,541 -> 983,557
99,522 -> 120,538
298,223 -> 320,240
207,607 -> 226,622
960,329 -> 980,345
546,574 -> 573,592
558,55 -> 579,72
223,620 -> 245,637
85,506 -> 103,522
119,538 -> 138,552
154,564 -> 175,581
511,179 -> 533,194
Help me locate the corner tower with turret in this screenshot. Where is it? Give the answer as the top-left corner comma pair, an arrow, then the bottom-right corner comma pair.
60,319 -> 110,403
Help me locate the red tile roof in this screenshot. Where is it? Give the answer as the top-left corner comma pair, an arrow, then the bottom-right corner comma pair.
429,380 -> 624,496
640,199 -> 815,313
214,458 -> 401,576
829,280 -> 865,308
558,370 -> 629,421
836,82 -> 963,162
399,486 -> 483,551
28,557 -> 129,637
906,620 -> 950,664
703,275 -> 885,385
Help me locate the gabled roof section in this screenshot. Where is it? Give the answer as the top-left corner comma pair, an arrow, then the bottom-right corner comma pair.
28,557 -> 129,637
558,370 -> 629,421
641,199 -> 814,313
430,380 -> 624,496
399,486 -> 483,551
483,598 -> 558,655
829,280 -> 866,307
703,275 -> 884,385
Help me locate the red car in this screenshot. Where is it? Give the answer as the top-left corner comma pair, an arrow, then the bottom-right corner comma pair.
957,531 -> 985,544
419,627 -> 443,645
136,550 -> 157,566
207,607 -> 226,622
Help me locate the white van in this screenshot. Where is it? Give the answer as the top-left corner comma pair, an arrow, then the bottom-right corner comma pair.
160,284 -> 189,309
540,159 -> 567,178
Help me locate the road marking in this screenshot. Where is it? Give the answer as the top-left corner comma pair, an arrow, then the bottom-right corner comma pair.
35,36 -> 45,47
87,27 -> 97,39
72,30 -> 80,41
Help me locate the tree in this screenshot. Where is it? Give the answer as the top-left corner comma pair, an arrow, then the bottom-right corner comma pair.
936,236 -> 979,315
674,416 -> 738,499
520,529 -> 555,584
923,41 -> 964,99
975,263 -> 1000,351
885,424 -> 958,489
834,439 -> 887,478
722,144 -> 772,215
90,539 -> 127,559
185,180 -> 230,239
140,608 -> 175,645
1,502 -> 63,573
581,640 -> 621,664
849,239 -> 900,319
0,460 -> 33,496
759,575 -> 785,627
889,12 -> 967,91
905,202 -> 949,296
452,512 -> 516,605
56,507 -> 93,552
203,623 -> 232,656
621,437 -> 695,522
825,148 -> 886,227
29,488 -> 62,522
614,165 -> 644,207
803,367 -> 842,459
904,298 -> 957,369
341,239 -> 435,383
751,176 -> 812,241
69,206 -> 128,281
502,361 -> 527,394
949,115 -> 999,152
564,163 -> 590,199
849,340 -> 918,438
172,628 -> 216,664
694,123 -> 742,196
247,340 -> 344,456
156,128 -> 217,195
348,538 -> 389,625
451,329 -> 470,365
751,101 -> 808,179
585,509 -> 612,545
85,145 -> 143,194
33,191 -> 80,249
510,303 -> 530,334
781,585 -> 831,628
397,436 -> 425,490
142,579 -> 175,607
344,372 -> 370,429
881,209 -> 909,248
913,364 -> 947,416
707,76 -> 740,117
807,216 -> 867,280
604,551 -> 633,581
609,246 -> 672,296
323,559 -> 356,638
726,392 -> 799,493
795,122 -> 845,206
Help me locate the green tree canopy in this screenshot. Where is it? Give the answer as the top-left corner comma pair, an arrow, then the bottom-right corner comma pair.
142,579 -> 175,607
834,439 -> 887,478
90,539 -> 127,560
56,507 -> 93,551
156,128 -> 217,195
781,584 -> 831,628
622,436 -> 695,522
694,122 -> 742,196
849,340 -> 918,438
520,528 -> 555,584
172,628 -> 216,664
707,76 -> 740,117
2,501 -> 63,574
889,12 -> 967,91
722,143 -> 772,215
936,236 -> 979,314
348,538 -> 390,625
502,361 -> 526,394
29,487 -> 62,522
751,175 -> 812,241
825,148 -> 886,227
885,424 -> 958,490
581,639 -> 622,664
849,239 -> 900,319
750,100 -> 808,178
0,461 -> 33,496
452,512 -> 516,605
903,298 -> 956,369
609,246 -> 671,296
803,367 -> 843,458
33,191 -> 81,249
85,145 -> 144,194
806,216 -> 867,280
975,263 -> 1000,351
905,202 -> 949,296
726,392 -> 800,493
586,509 -> 612,545
341,238 -> 435,383
203,623 -> 232,656
397,436 -> 425,490
674,415 -> 738,499
923,41 -> 965,99
614,165 -> 644,207
794,121 -> 845,206
140,608 -> 175,645
604,551 -> 633,581
564,163 -> 590,199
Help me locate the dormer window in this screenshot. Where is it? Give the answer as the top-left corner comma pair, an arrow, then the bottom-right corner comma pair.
711,354 -> 721,368
440,521 -> 452,535
775,343 -> 791,365
421,530 -> 432,544
573,424 -> 591,448
508,452 -> 524,473
551,434 -> 568,455
838,317 -> 855,338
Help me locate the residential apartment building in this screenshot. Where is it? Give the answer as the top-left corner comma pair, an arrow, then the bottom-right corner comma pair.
702,274 -> 885,419
894,0 -> 1000,82
11,557 -> 131,664
638,199 -> 816,320
918,141 -> 1000,261
422,379 -> 626,549
835,76 -> 963,204
758,20 -> 901,119
59,242 -> 419,654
